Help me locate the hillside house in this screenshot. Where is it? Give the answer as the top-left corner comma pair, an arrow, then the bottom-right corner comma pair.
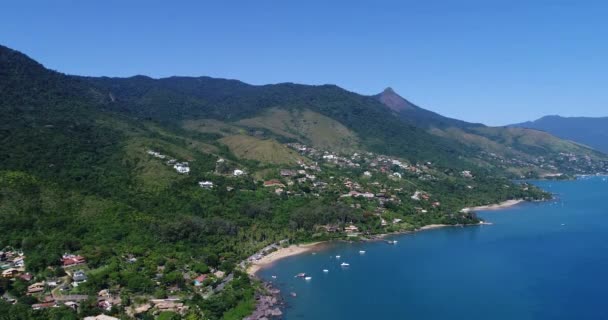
280,169 -> 296,177
173,162 -> 190,174
62,254 -> 86,267
263,180 -> 285,188
2,268 -> 20,278
193,274 -> 207,287
27,282 -> 45,294
198,181 -> 214,189
72,270 -> 87,282
344,225 -> 359,233
19,273 -> 33,282
233,169 -> 244,176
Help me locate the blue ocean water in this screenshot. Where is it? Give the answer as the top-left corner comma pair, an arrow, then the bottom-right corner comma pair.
258,177 -> 608,319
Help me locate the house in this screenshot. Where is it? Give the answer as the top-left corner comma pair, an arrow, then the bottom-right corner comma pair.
19,273 -> 33,282
12,257 -> 25,268
280,169 -> 295,177
62,254 -> 86,267
263,180 -> 285,188
393,218 -> 403,224
2,268 -> 20,278
72,270 -> 87,282
98,300 -> 112,311
32,302 -> 56,310
27,282 -> 45,294
198,181 -> 214,189
363,171 -> 372,177
213,270 -> 225,279
274,188 -> 284,195
193,274 -> 207,286
84,315 -> 120,320
233,169 -> 244,176
173,162 -> 190,174
344,225 -> 359,233
392,172 -> 402,179
64,301 -> 79,310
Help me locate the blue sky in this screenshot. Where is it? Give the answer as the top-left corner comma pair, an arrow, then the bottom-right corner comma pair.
2,0 -> 607,125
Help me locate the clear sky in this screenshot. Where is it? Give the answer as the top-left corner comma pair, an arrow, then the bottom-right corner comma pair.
2,0 -> 607,125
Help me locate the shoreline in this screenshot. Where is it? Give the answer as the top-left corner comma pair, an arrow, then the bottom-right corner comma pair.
461,199 -> 524,213
247,200 -> 526,276
247,222 -> 495,276
247,242 -> 324,276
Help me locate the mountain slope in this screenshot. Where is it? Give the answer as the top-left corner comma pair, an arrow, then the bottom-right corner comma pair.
374,87 -> 608,177
511,115 -> 608,153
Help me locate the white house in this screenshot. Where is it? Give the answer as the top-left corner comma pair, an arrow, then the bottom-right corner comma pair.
199,181 -> 214,189
363,171 -> 372,177
233,169 -> 244,176
173,163 -> 190,174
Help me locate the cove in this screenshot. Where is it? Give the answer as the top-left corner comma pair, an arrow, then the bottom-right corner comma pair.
258,177 -> 608,319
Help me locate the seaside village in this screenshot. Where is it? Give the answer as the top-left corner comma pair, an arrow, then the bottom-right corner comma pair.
1,144 -> 543,319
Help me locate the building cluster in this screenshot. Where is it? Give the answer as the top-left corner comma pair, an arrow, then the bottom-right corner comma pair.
147,149 -> 191,174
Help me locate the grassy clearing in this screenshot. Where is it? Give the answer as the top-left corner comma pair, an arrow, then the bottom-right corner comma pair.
219,135 -> 306,165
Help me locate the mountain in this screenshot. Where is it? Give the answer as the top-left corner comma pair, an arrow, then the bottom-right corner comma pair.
0,44 -> 603,319
511,115 -> 608,154
374,88 -> 608,177
374,87 -> 481,128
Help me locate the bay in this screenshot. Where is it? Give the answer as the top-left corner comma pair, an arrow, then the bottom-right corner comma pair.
258,177 -> 608,319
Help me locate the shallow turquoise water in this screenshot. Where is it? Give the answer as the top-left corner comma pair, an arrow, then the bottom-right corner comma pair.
258,177 -> 608,319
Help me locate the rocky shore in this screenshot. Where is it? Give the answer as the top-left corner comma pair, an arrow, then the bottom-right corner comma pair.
245,282 -> 284,320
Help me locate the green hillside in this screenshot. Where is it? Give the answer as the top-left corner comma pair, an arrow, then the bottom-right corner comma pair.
374,87 -> 608,177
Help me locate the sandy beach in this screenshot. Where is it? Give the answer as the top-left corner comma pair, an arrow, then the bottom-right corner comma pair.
461,199 -> 524,213
247,242 -> 324,275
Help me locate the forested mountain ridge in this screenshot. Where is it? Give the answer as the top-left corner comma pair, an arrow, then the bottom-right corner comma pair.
373,87 -> 608,178
0,44 -> 602,319
511,115 -> 608,154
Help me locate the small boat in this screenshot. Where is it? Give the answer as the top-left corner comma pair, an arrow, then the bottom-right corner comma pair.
271,275 -> 277,279
312,252 -> 316,255
335,255 -> 341,259
290,292 -> 297,297
385,240 -> 396,245
323,269 -> 329,273
295,273 -> 306,278
359,250 -> 366,254
305,276 -> 312,281
341,262 -> 350,267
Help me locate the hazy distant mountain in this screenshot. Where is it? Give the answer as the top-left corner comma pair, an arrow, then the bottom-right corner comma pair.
512,116 -> 608,154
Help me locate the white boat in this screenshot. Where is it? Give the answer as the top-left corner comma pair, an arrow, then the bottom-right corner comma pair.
359,250 -> 366,254
271,275 -> 277,279
335,255 -> 341,259
341,262 -> 350,267
323,269 -> 329,273
305,276 -> 312,280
